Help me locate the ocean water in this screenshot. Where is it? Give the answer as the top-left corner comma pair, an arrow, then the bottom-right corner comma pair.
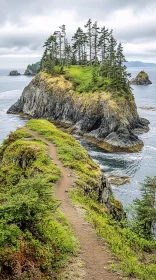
79,67 -> 156,206
0,69 -> 33,143
0,67 -> 156,207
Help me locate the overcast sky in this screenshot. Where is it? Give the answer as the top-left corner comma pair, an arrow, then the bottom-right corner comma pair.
0,0 -> 156,69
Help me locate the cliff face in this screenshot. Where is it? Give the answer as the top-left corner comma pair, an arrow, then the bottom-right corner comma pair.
8,72 -> 148,152
24,62 -> 40,76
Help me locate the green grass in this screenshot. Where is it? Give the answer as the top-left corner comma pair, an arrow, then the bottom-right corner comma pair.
64,65 -> 111,93
26,119 -> 108,202
26,119 -> 156,280
43,65 -> 113,93
71,190 -> 156,280
0,128 -> 78,279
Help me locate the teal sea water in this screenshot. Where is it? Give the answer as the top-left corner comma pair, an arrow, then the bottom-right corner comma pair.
0,67 -> 156,207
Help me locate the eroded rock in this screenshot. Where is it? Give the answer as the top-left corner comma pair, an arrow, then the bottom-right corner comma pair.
130,71 -> 152,85
9,70 -> 21,76
7,73 -> 149,152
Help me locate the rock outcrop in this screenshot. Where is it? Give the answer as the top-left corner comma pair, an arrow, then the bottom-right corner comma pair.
130,71 -> 152,85
9,70 -> 21,76
24,62 -> 40,76
24,68 -> 35,76
8,72 -> 149,152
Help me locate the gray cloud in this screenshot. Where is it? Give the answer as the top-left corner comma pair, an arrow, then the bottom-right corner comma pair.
0,0 -> 156,67
0,0 -> 155,23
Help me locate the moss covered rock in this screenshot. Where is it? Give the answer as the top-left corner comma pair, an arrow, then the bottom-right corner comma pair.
130,71 -> 152,85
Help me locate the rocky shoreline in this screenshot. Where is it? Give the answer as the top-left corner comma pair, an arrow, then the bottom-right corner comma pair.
8,72 -> 149,152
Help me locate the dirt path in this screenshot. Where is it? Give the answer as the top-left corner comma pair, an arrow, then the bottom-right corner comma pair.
24,127 -> 121,280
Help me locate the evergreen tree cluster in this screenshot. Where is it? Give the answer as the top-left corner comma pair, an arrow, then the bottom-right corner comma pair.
130,177 -> 156,240
40,19 -> 131,93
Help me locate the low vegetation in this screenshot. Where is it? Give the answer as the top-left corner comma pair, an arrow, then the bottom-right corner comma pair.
136,70 -> 149,79
0,128 -> 77,279
26,119 -> 103,200
64,65 -> 112,93
26,119 -> 120,210
26,119 -> 156,280
71,190 -> 156,280
1,120 -> 155,279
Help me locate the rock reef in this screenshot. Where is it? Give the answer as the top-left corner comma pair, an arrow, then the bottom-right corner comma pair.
130,71 -> 152,85
9,70 -> 21,76
8,72 -> 149,152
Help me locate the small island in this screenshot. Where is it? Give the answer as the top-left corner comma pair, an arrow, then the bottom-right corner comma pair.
9,70 -> 21,76
130,70 -> 152,85
8,20 -> 149,153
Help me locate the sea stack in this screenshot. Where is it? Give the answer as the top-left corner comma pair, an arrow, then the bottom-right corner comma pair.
130,71 -> 152,85
7,72 -> 149,153
9,70 -> 21,76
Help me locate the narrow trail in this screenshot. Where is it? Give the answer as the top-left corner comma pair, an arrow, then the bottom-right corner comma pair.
24,127 -> 121,280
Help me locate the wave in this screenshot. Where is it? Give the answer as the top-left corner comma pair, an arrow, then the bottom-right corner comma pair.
144,145 -> 156,151
89,150 -> 142,162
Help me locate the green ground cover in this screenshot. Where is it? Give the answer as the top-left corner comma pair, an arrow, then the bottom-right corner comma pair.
0,128 -> 77,279
27,119 -> 156,280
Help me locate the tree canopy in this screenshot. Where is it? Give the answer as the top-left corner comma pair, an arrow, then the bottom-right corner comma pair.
40,19 -> 131,94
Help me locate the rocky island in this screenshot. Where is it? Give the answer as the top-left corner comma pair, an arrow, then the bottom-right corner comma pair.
130,70 -> 152,85
8,22 -> 149,153
8,70 -> 148,153
9,70 -> 21,76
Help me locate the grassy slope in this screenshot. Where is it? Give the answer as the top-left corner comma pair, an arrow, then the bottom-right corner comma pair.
45,65 -> 129,96
0,128 -> 77,279
64,65 -> 111,93
26,119 -> 102,196
26,119 -> 156,280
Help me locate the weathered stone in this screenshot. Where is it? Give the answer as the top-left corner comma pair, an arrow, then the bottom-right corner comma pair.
24,69 -> 35,76
7,73 -> 149,152
9,70 -> 21,76
130,71 -> 152,85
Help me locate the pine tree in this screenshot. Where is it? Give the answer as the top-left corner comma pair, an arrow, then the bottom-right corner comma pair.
105,30 -> 117,81
72,27 -> 84,65
85,19 -> 92,66
132,177 -> 156,240
60,24 -> 66,65
41,20 -> 131,94
92,21 -> 100,63
99,27 -> 109,65
116,43 -> 131,92
40,49 -> 47,71
82,32 -> 88,65
64,39 -> 72,67
42,35 -> 58,73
